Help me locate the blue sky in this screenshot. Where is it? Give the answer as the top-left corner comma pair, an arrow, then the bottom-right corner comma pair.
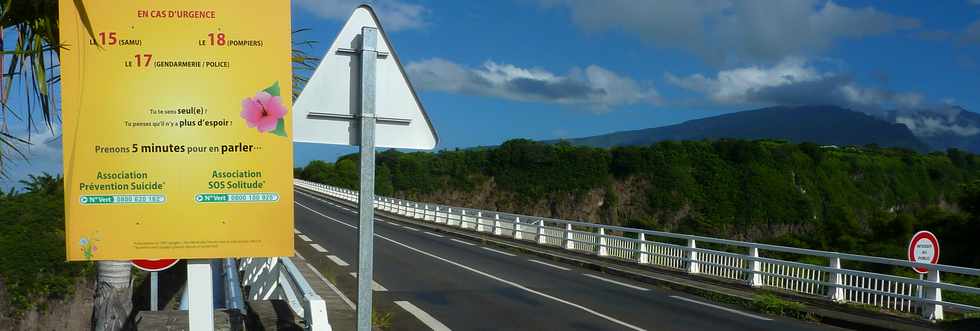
3,0 -> 980,189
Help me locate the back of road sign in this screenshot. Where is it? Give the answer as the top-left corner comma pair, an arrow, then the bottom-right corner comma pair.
293,5 -> 438,150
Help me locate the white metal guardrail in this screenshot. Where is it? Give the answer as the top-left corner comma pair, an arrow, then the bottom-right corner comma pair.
240,256 -> 331,331
295,179 -> 980,321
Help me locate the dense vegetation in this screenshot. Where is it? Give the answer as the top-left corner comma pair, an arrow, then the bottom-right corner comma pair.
297,139 -> 980,269
0,174 -> 92,315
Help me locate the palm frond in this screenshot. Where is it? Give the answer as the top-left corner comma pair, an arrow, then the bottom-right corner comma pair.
292,29 -> 320,101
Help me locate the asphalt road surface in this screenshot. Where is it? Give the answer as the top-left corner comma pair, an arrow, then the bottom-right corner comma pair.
292,188 -> 841,331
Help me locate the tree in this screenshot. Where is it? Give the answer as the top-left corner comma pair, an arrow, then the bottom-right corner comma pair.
0,0 -> 60,173
19,172 -> 62,195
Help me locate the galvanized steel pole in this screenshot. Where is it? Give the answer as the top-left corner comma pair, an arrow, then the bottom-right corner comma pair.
356,26 -> 379,331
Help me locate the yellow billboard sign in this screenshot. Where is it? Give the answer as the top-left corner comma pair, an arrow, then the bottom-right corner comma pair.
60,1 -> 293,260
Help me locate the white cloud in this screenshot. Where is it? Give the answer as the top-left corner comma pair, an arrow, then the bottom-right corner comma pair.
896,114 -> 980,137
406,58 -> 659,112
23,127 -> 62,163
0,125 -> 62,190
666,57 -> 923,110
540,0 -> 919,64
666,57 -> 825,103
295,0 -> 428,31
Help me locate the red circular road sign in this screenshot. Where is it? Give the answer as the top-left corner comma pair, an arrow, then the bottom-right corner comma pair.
908,231 -> 939,274
132,259 -> 179,272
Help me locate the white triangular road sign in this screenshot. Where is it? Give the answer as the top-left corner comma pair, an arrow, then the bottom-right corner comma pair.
293,5 -> 438,150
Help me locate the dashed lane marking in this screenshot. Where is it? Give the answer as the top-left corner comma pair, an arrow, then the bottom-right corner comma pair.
583,274 -> 650,291
394,301 -> 451,331
310,243 -> 328,253
327,255 -> 349,267
529,259 -> 571,271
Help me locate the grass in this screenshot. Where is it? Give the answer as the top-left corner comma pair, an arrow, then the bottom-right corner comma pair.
752,293 -> 813,320
372,310 -> 393,330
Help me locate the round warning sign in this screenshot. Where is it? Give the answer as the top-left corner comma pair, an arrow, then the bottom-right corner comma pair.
907,231 -> 939,274
132,259 -> 179,272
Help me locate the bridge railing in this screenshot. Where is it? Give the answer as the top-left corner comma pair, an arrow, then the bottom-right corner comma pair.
240,256 -> 331,331
295,179 -> 980,320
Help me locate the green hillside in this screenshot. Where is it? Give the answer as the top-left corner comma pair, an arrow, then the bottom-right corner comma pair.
297,139 -> 980,269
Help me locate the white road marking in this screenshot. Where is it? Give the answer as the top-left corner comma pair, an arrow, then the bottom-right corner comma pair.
394,301 -> 451,331
294,251 -> 306,260
306,262 -> 356,310
298,235 -> 312,242
424,232 -> 444,238
387,222 -> 399,226
671,295 -> 772,321
529,259 -> 571,271
310,243 -> 328,253
295,201 -> 645,331
583,274 -> 649,291
482,247 -> 516,257
450,238 -> 476,246
294,228 -> 301,234
348,273 -> 388,291
327,255 -> 350,267
403,226 -> 421,231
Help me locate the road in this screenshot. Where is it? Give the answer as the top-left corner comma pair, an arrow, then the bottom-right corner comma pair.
292,188 -> 841,331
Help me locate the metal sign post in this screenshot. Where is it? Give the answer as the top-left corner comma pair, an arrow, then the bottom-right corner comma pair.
150,271 -> 159,311
131,259 -> 180,313
356,26 -> 379,331
292,5 -> 439,331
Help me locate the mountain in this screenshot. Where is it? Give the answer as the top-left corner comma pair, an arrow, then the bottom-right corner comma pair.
555,105 -> 930,151
881,106 -> 980,153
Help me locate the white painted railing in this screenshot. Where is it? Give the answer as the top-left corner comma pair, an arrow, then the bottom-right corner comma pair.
295,179 -> 980,320
240,256 -> 331,331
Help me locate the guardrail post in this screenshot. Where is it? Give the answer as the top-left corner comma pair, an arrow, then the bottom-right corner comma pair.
638,233 -> 649,264
460,210 -> 468,229
303,294 -> 330,331
828,257 -> 844,302
564,224 -> 574,250
513,217 -> 522,240
493,214 -> 502,236
922,269 -> 944,320
748,247 -> 762,287
476,211 -> 483,231
537,221 -> 547,244
597,228 -> 608,257
686,239 -> 699,274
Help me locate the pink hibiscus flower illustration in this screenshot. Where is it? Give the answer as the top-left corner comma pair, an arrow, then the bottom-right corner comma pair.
241,91 -> 287,132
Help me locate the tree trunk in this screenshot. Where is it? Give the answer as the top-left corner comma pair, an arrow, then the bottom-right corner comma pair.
92,261 -> 132,331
